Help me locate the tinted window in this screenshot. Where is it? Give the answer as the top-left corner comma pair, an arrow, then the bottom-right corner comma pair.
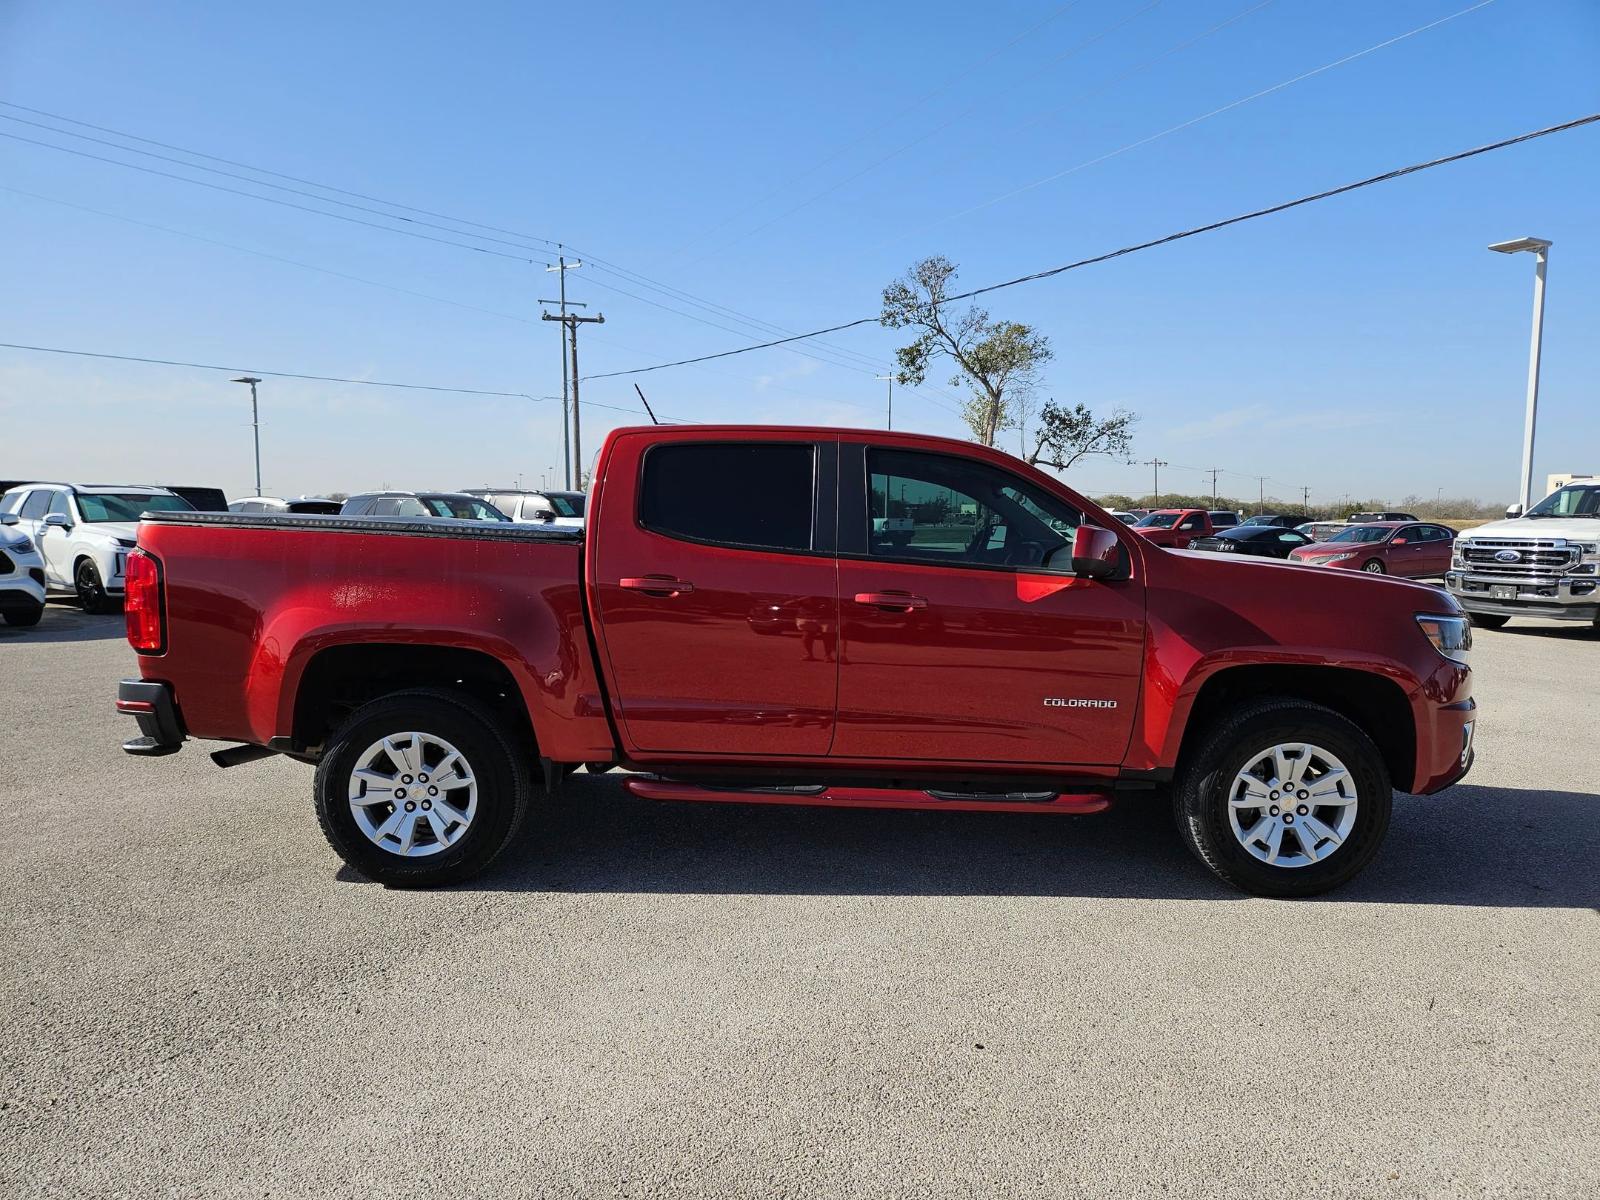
1210,511 -> 1239,527
0,491 -> 23,514
19,490 -> 50,519
641,442 -> 815,552
866,448 -> 1080,570
47,490 -> 72,519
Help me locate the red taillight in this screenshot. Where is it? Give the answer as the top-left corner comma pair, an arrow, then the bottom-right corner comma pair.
124,548 -> 164,653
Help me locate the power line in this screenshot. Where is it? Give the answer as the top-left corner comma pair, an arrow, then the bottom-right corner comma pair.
890,0 -> 1499,242
578,112 -> 1600,382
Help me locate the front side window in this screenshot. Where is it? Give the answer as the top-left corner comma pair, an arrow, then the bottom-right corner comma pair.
419,496 -> 508,521
865,449 -> 1080,570
75,493 -> 192,522
19,490 -> 49,520
640,442 -> 815,552
1327,525 -> 1391,544
1527,485 -> 1600,518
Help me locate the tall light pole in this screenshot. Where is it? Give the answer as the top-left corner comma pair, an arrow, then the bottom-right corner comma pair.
231,376 -> 263,496
1488,237 -> 1551,513
874,374 -> 894,429
544,255 -> 583,490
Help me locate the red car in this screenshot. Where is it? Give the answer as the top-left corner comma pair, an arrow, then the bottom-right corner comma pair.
1131,508 -> 1213,548
1288,521 -> 1456,578
115,426 -> 1476,898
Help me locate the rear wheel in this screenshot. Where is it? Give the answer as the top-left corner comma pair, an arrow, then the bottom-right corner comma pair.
1361,559 -> 1385,574
1172,699 -> 1392,897
75,560 -> 114,613
314,689 -> 533,886
1469,612 -> 1510,630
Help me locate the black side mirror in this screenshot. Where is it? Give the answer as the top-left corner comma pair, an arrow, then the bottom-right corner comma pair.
1069,526 -> 1121,579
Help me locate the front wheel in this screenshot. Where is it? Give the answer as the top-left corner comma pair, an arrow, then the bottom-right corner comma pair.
1172,699 -> 1392,897
1361,559 -> 1385,574
1469,612 -> 1510,630
75,560 -> 114,613
314,689 -> 533,886
3,602 -> 45,627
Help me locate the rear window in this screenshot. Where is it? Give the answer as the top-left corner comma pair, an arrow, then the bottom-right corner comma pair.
640,442 -> 814,552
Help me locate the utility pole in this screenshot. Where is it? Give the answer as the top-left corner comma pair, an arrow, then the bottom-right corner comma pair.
543,254 -> 583,489
1253,475 -> 1266,514
231,376 -> 263,496
543,308 -> 606,488
1207,468 -> 1220,505
874,374 -> 894,430
1302,486 -> 1312,510
1143,458 -> 1168,506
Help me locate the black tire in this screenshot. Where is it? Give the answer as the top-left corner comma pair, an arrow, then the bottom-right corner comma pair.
75,559 -> 114,614
1171,698 -> 1392,898
1469,612 -> 1510,630
1361,559 -> 1385,575
3,603 -> 44,627
314,688 -> 533,887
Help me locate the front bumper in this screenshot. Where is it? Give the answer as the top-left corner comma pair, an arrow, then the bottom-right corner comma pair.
116,678 -> 185,756
1446,571 -> 1599,621
1413,696 -> 1477,794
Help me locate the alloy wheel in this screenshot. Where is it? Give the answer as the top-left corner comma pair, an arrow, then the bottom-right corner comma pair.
1226,742 -> 1359,868
347,731 -> 478,857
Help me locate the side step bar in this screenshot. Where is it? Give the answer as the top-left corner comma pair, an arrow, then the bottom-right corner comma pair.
624,777 -> 1111,815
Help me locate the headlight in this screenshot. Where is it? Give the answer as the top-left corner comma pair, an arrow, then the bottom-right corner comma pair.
1416,613 -> 1471,665
3,534 -> 30,553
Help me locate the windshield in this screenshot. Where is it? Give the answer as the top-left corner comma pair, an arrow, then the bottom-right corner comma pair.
1326,525 -> 1392,544
76,493 -> 193,522
421,496 -> 509,521
1239,515 -> 1274,526
1135,512 -> 1182,529
1526,485 -> 1600,518
545,493 -> 585,518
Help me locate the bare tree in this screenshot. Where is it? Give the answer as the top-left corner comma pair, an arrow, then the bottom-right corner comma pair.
880,256 -> 1052,447
1024,401 -> 1136,471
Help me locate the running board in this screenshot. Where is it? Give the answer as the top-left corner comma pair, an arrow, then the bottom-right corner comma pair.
623,777 -> 1111,814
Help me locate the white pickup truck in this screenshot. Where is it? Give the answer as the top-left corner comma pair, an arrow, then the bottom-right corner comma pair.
1445,481 -> 1600,628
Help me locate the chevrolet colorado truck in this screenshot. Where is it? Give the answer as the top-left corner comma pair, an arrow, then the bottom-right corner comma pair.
116,426 -> 1477,897
1445,480 -> 1600,628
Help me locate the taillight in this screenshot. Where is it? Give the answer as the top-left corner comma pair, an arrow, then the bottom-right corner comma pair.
124,548 -> 164,653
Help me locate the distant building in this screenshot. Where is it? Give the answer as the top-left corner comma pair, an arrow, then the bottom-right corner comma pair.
1547,472 -> 1597,495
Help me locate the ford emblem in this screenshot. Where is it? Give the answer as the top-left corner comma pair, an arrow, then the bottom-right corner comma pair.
1494,549 -> 1521,563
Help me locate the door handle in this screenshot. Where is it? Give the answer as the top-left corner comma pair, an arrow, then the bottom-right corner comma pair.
619,575 -> 695,596
853,591 -> 928,612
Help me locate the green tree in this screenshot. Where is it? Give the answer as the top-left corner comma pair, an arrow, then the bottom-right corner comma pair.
1024,400 -> 1136,471
880,256 -> 1052,448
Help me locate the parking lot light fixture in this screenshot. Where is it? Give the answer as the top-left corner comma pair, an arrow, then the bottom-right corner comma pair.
1488,237 -> 1552,514
231,376 -> 264,496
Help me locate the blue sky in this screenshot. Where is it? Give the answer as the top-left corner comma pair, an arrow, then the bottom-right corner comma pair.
1,0 -> 1596,505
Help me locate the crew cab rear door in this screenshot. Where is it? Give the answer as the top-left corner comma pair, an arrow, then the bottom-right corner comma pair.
588,433 -> 839,756
832,443 -> 1144,767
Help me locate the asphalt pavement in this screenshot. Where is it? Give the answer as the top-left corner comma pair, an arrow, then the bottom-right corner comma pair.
2,602 -> 1596,1198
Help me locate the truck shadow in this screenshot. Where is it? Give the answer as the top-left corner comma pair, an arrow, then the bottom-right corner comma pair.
442,779 -> 1599,909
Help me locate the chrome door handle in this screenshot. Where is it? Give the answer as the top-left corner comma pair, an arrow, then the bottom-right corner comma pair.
619,575 -> 694,596
853,591 -> 927,612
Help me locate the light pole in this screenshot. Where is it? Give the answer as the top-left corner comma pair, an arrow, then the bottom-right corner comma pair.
1488,236 -> 1551,513
231,376 -> 263,496
874,374 -> 894,429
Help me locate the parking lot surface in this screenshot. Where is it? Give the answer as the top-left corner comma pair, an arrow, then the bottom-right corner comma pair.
2,604 -> 1596,1198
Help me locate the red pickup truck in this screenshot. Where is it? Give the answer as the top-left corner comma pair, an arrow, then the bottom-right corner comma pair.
116,426 -> 1476,897
1131,508 -> 1214,548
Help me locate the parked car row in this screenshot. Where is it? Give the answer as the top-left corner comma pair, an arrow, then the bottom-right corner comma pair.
0,479 -> 588,623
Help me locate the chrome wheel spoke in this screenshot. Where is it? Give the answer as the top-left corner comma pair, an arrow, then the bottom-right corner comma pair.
1229,741 -> 1358,870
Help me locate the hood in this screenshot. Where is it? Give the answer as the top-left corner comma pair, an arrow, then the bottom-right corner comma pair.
81,521 -> 142,544
1457,516 -> 1600,544
1289,541 -> 1362,558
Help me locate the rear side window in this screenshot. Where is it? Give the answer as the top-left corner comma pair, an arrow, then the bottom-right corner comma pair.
19,490 -> 49,519
640,442 -> 815,552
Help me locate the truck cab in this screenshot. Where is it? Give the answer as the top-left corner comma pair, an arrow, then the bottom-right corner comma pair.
1446,482 -> 1600,627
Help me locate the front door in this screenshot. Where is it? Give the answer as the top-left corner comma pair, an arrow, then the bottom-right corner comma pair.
832,445 -> 1145,767
589,434 -> 839,757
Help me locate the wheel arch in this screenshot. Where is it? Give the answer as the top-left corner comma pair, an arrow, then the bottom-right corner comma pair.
1173,663 -> 1415,790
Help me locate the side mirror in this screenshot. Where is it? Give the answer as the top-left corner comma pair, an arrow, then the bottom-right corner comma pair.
43,513 -> 72,529
1504,503 -> 1524,519
1069,526 -> 1121,579
1392,537 -> 1408,545
0,512 -> 16,526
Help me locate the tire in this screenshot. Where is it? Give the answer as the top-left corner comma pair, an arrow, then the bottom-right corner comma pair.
314,688 -> 533,887
1171,698 -> 1392,898
3,602 -> 45,627
1469,613 -> 1510,630
1361,559 -> 1385,574
75,559 -> 113,614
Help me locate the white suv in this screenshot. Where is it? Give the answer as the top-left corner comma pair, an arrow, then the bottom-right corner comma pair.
0,484 -> 193,612
0,512 -> 46,626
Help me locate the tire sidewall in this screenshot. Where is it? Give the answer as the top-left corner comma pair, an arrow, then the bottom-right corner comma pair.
315,693 -> 525,886
1362,559 -> 1385,574
1183,708 -> 1392,897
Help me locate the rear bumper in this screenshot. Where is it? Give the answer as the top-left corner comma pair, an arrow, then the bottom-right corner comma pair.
116,678 -> 185,756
